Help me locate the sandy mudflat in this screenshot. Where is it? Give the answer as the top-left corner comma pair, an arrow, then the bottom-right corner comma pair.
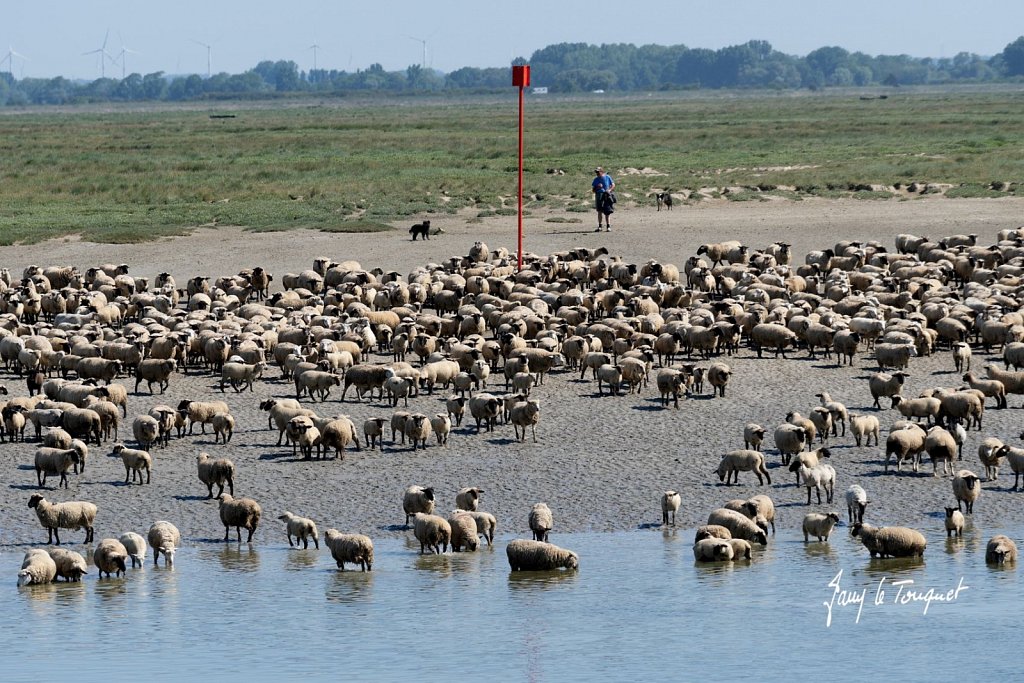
2,196 -> 1023,548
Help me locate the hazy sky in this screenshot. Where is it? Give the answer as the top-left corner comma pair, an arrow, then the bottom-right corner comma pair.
5,0 -> 1022,80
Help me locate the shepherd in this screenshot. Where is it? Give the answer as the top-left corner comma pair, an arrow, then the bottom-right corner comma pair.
592,166 -> 615,232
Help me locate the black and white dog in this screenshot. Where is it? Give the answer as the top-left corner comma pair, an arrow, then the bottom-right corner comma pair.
656,192 -> 673,211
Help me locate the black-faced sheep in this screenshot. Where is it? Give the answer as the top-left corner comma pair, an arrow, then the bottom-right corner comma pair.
715,450 -> 771,485
529,502 -> 553,542
219,494 -> 261,542
952,469 -> 981,513
845,484 -> 869,524
403,485 -> 435,525
802,512 -> 841,542
661,490 -> 681,526
197,452 -> 235,499
93,538 -> 129,578
850,523 -> 927,558
986,535 -> 1017,564
28,493 -> 96,545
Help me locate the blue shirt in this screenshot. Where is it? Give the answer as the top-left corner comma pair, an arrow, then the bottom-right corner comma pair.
592,173 -> 614,194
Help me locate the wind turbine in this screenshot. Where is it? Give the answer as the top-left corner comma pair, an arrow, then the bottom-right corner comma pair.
113,33 -> 139,79
83,29 -> 114,78
0,46 -> 28,78
192,39 -> 212,78
405,34 -> 427,68
308,42 -> 320,71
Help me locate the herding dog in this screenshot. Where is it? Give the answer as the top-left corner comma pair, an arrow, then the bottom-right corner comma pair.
656,192 -> 673,211
409,220 -> 431,241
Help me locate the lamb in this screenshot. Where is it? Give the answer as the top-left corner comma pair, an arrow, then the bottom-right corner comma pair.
468,393 -> 501,433
986,535 -> 1018,564
403,485 -> 435,524
17,549 -> 57,586
448,512 -> 480,552
264,400 -> 316,446
850,523 -> 927,558
383,375 -> 417,407
176,400 -> 230,435
34,441 -> 87,489
47,547 -> 88,582
743,423 -> 766,451
786,411 -> 817,449
132,414 -> 160,451
112,443 -> 152,485
692,538 -> 734,562
848,414 -> 880,447
362,417 -> 386,450
953,342 -> 972,373
952,469 -> 981,513
147,520 -> 181,566
212,412 -> 235,444
661,490 -> 681,526
788,448 -> 831,485
706,508 -> 768,545
808,407 -> 833,443
506,539 -> 579,571
510,398 -> 541,442
455,487 -> 485,512
413,512 -> 451,554
119,531 -> 147,568
978,437 -> 1004,481
869,371 -> 907,409
714,450 -> 771,485
197,452 -> 235,499
430,413 -> 452,447
2,405 -> 27,442
445,395 -> 467,427
277,511 -> 320,549
944,507 -> 965,538
815,392 -> 849,436
596,364 -> 623,396
93,538 -> 129,578
149,405 -> 178,446
706,362 -> 731,397
324,529 -> 374,571
529,502 -> 553,542
802,512 -> 841,542
219,494 -> 262,542
773,423 -> 807,466
28,493 -> 96,544
845,484 -> 869,524
798,463 -> 836,505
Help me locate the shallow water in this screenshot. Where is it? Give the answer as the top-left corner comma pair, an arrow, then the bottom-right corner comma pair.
2,526 -> 1019,681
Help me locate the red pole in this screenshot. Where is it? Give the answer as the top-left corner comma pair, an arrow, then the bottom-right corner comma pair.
517,82 -> 524,271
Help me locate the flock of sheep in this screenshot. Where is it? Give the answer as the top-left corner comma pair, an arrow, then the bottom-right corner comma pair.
9,223 -> 1024,585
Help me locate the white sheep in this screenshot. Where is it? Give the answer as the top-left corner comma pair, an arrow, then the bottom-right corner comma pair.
403,413 -> 431,450
176,399 -> 230,435
506,539 -> 578,571
799,463 -> 836,505
47,547 -> 88,582
94,538 -> 129,578
219,360 -> 265,393
119,531 -> 147,568
661,490 -> 681,526
278,511 -> 320,549
944,507 -> 965,538
850,523 -> 927,558
17,548 -> 57,586
802,512 -> 841,542
448,512 -> 479,552
413,512 -> 451,554
848,413 -> 880,447
147,521 -> 181,566
529,502 -> 553,542
692,538 -> 734,562
324,529 -> 374,571
112,443 -> 152,485
212,412 -> 235,444
978,437 -> 1004,481
28,493 -> 96,545
714,450 -> 771,486
845,484 -> 869,524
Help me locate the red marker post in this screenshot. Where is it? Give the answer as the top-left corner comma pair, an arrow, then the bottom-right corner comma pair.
512,64 -> 530,271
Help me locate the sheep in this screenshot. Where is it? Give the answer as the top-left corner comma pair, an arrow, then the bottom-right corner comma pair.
874,342 -> 917,370
952,469 -> 981,513
750,323 -> 797,358
469,393 -> 501,433
661,490 -> 681,526
799,463 -> 836,505
444,395 -> 467,428
596,363 -> 623,396
848,414 -> 880,447
846,484 -> 869,524
509,398 -> 541,443
132,414 -> 160,451
773,423 -> 807,466
264,400 -> 316,446
403,485 -> 435,524
197,452 -> 235,499
953,342 -> 972,373
219,494 -> 261,542
455,487 -> 484,512
119,531 -> 147,568
944,507 -> 965,538
148,405 -> 178,447
93,538 -> 129,578
341,364 -> 395,401
692,538 -> 734,562
706,508 -> 768,545
986,364 -> 1024,402
112,443 -> 152,485
808,407 -> 833,443
963,372 -> 1007,410
324,529 -> 374,571
743,423 -> 766,451
147,521 -> 181,566
61,407 -> 102,446
76,357 -> 122,385
26,408 -> 65,440
706,362 -> 731,397
714,449 -> 771,486
978,437 -> 1004,481
925,426 -> 958,477
2,405 -> 27,442
788,447 -> 831,485
429,413 -> 452,447
42,427 -> 73,449
83,396 -> 120,442
728,538 -> 753,560
890,395 -> 941,424
134,358 -> 177,394
986,535 -> 1018,564
28,493 -> 96,545
457,510 -> 497,546
17,549 -> 57,587
413,512 -> 451,554
362,417 -> 386,450
745,495 -> 776,534
34,441 -> 86,489
319,417 -> 360,460
506,539 -> 579,571
529,502 -> 553,542
212,412 -> 235,444
177,399 -> 230,435
869,371 -> 907,409
47,547 -> 88,582
296,370 -> 342,402
448,512 -> 480,552
403,413 -> 431,451
832,330 -> 861,366
802,512 -> 841,542
278,511 -> 320,549
656,369 -> 687,408
885,423 -> 927,474
694,525 -> 733,541
219,361 -> 265,393
850,523 -> 927,558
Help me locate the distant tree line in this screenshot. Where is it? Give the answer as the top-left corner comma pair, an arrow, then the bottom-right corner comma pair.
2,37 -> 1024,106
